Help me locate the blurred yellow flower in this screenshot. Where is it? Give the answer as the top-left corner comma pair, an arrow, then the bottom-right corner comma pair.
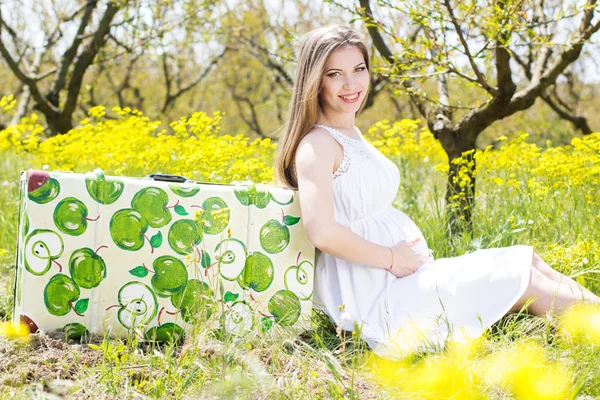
0,321 -> 31,343
558,303 -> 600,345
481,340 -> 572,400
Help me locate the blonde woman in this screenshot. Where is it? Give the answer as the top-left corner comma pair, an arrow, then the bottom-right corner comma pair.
274,24 -> 599,357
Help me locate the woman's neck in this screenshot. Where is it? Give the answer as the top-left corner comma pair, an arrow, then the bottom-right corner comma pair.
316,118 -> 356,131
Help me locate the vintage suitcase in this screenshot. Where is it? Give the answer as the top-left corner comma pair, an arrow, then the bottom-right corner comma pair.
12,169 -> 316,342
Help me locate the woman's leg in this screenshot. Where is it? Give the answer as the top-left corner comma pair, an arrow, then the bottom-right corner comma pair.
509,266 -> 600,316
531,252 -> 600,302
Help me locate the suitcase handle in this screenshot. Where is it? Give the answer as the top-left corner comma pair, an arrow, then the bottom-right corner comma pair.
145,173 -> 193,183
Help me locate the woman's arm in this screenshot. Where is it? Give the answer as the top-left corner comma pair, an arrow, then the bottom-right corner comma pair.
295,130 -> 393,270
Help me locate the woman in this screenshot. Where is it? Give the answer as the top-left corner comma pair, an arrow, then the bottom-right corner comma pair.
274,24 -> 599,358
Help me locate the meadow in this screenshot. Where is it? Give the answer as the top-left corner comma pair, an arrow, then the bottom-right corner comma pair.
0,103 -> 599,399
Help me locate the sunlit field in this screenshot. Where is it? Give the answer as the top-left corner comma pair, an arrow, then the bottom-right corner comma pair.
0,105 -> 599,398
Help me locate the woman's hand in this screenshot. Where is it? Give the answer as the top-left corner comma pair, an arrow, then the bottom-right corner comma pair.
389,238 -> 433,278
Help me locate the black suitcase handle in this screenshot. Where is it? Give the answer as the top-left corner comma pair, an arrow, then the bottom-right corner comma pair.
145,173 -> 193,183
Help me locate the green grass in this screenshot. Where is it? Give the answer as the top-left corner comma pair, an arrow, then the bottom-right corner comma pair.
0,151 -> 599,399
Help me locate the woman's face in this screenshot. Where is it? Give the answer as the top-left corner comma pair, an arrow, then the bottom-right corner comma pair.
319,45 -> 369,116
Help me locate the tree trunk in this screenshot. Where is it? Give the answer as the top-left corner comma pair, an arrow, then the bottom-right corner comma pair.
435,128 -> 478,234
45,113 -> 73,136
445,150 -> 476,233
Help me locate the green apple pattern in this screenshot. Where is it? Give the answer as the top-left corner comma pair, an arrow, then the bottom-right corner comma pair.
59,322 -> 89,340
234,181 -> 293,209
28,171 -> 60,204
24,229 -> 64,276
150,256 -> 188,298
168,219 -> 203,255
214,238 -> 247,280
170,183 -> 200,198
54,197 -> 99,236
86,169 -> 124,205
18,168 -> 315,342
69,246 -> 107,289
284,255 -> 314,301
107,281 -> 158,330
43,274 -> 87,317
225,301 -> 254,336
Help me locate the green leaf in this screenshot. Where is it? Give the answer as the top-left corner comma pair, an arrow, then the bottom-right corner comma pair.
129,265 -> 149,278
224,291 -> 239,303
174,205 -> 188,216
74,298 -> 89,314
150,231 -> 163,248
283,215 -> 300,226
200,250 -> 211,269
88,343 -> 102,350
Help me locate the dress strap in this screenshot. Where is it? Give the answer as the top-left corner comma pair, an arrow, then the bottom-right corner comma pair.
313,124 -> 373,180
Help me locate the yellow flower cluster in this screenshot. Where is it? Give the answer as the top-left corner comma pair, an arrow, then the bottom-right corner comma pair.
0,94 -> 17,114
364,119 -> 447,166
367,337 -> 574,399
1,106 -> 276,184
0,113 -> 44,153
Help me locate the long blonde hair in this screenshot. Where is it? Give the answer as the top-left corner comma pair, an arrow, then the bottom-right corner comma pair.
274,25 -> 370,190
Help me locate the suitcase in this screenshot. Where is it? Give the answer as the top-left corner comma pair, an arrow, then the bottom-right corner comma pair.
12,168 -> 316,342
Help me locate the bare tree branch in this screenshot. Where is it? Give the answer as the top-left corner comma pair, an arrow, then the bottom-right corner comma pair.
443,0 -> 497,95
49,0 -> 99,106
63,1 -> 120,119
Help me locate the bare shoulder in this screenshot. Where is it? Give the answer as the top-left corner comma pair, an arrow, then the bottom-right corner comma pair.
298,126 -> 336,148
295,127 -> 337,173
296,127 -> 338,158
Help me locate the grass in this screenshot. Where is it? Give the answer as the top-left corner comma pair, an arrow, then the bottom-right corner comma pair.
0,147 -> 599,399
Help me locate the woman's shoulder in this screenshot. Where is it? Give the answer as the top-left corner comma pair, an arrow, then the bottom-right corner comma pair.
298,125 -> 339,151
295,126 -> 341,169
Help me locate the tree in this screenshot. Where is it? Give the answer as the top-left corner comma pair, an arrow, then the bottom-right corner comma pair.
0,1 -> 124,135
338,0 -> 600,232
0,0 -> 223,136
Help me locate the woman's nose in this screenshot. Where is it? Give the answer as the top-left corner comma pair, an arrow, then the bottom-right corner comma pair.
342,76 -> 356,89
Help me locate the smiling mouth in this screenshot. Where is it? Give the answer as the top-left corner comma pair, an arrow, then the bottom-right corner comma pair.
339,91 -> 361,100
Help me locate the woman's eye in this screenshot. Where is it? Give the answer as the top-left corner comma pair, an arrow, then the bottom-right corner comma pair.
327,67 -> 366,77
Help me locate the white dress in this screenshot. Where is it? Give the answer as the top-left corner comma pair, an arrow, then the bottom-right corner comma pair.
312,123 -> 533,359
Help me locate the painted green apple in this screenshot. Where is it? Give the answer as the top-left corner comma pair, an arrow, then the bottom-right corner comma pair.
260,219 -> 290,254
199,197 -> 230,235
170,184 -> 200,197
145,322 -> 185,344
171,279 -> 215,324
233,181 -> 269,207
131,187 -> 172,228
44,274 -> 81,316
59,322 -> 89,340
214,238 -> 247,280
151,255 -> 188,298
86,169 -> 124,205
24,229 -> 64,276
168,219 -> 203,255
113,281 -> 158,330
69,246 -> 107,289
110,209 -> 149,251
284,259 -> 314,300
54,197 -> 97,236
28,171 -> 60,204
225,301 -> 254,336
233,181 -> 293,209
237,252 -> 274,292
268,290 -> 301,326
